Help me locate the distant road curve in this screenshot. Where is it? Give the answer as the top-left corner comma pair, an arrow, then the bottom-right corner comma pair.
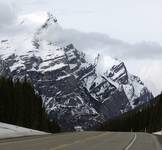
0,131 -> 161,150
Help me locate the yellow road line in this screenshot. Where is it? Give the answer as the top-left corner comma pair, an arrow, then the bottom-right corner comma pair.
49,132 -> 109,150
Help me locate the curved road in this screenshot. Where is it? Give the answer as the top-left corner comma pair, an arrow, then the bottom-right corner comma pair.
0,132 -> 161,150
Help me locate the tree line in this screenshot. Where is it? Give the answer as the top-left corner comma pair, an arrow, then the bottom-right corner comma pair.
98,93 -> 162,133
0,77 -> 60,133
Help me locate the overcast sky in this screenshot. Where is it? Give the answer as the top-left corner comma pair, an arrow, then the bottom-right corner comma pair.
0,0 -> 162,95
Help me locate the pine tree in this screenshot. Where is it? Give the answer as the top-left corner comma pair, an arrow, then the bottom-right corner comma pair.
98,94 -> 162,133
0,77 -> 60,133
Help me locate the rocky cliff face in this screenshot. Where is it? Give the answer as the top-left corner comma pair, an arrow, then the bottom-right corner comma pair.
0,13 -> 153,131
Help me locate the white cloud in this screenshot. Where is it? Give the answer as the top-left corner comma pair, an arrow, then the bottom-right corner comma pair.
0,2 -> 17,28
125,59 -> 162,96
9,0 -> 162,45
38,20 -> 162,60
2,0 -> 162,44
140,60 -> 162,95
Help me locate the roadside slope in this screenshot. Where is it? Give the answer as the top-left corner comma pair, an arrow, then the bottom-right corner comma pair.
0,122 -> 49,139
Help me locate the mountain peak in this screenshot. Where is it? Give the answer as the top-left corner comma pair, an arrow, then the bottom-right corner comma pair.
107,61 -> 128,84
47,12 -> 57,23
41,12 -> 57,29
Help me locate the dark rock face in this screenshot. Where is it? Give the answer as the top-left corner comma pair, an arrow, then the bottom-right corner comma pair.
107,62 -> 128,84
0,14 -> 153,131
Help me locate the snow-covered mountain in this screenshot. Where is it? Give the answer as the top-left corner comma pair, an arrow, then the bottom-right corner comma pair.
0,13 -> 153,131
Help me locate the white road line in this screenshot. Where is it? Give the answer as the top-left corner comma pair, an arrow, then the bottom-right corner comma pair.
124,133 -> 137,150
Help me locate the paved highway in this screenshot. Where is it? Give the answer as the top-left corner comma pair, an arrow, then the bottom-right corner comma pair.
0,132 -> 161,150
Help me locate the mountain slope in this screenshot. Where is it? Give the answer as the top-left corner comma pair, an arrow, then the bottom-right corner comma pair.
0,13 -> 153,131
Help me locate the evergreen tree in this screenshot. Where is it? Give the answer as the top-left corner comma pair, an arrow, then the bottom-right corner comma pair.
0,76 -> 60,133
98,94 -> 162,133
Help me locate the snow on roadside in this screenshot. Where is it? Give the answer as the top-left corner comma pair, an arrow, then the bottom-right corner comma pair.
153,131 -> 162,135
0,122 -> 49,139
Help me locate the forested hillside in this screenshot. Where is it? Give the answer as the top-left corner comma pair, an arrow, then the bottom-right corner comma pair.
0,77 -> 60,133
98,93 -> 162,133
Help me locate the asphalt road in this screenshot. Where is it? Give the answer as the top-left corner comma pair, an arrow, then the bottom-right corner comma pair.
0,132 -> 161,150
